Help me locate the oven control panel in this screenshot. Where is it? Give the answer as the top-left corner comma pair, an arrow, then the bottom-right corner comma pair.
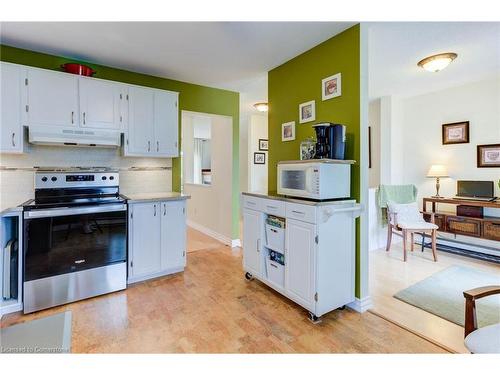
35,172 -> 119,189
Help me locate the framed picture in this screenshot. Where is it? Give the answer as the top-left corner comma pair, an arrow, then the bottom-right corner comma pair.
477,144 -> 500,168
282,121 -> 295,142
258,139 -> 268,151
442,121 -> 470,144
322,73 -> 342,100
254,152 -> 266,164
299,100 -> 315,124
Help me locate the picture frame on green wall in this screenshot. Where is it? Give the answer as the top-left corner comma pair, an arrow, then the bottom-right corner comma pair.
322,73 -> 342,100
299,100 -> 315,123
282,121 -> 296,141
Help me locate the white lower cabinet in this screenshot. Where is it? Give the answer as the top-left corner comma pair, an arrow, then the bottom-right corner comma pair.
285,218 -> 316,311
128,200 -> 186,283
242,208 -> 263,278
242,194 -> 362,321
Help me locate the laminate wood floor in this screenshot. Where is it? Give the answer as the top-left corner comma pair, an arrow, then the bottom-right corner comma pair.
1,232 -> 447,353
370,243 -> 500,353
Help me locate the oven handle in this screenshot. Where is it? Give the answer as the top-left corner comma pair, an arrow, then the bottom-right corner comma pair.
24,204 -> 127,219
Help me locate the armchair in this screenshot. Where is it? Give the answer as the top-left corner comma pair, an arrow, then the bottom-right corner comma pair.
463,285 -> 500,353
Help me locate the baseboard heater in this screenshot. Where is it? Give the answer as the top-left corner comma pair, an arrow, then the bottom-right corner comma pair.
422,241 -> 500,264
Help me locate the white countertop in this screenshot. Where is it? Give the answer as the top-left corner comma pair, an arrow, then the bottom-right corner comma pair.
124,192 -> 190,203
242,192 -> 356,207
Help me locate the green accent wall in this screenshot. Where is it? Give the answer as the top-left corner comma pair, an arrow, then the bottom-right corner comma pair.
268,25 -> 362,297
0,44 -> 240,238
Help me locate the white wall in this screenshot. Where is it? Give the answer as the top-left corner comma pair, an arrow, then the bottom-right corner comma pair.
239,74 -> 268,193
182,111 -> 234,243
368,99 -> 381,188
0,144 -> 171,211
248,114 -> 268,194
402,77 -> 500,203
369,76 -> 500,251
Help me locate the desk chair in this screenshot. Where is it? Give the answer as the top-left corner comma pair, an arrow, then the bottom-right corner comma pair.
386,201 -> 438,262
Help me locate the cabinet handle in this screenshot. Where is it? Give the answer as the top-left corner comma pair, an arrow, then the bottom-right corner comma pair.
154,204 -> 156,216
83,112 -> 86,125
11,133 -> 15,147
71,111 -> 74,124
157,141 -> 159,152
163,203 -> 166,216
267,205 -> 278,210
292,210 -> 305,215
256,239 -> 260,252
148,141 -> 151,152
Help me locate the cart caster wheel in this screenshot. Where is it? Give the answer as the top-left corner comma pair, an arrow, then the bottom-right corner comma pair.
338,305 -> 346,310
308,312 -> 322,324
245,272 -> 253,281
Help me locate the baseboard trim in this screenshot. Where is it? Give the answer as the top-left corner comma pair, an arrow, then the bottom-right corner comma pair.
187,220 -> 240,248
347,296 -> 373,313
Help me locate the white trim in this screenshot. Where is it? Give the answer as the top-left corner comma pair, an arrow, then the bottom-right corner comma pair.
359,23 -> 370,300
347,296 -> 373,313
0,301 -> 23,316
127,266 -> 184,284
187,220 -> 239,248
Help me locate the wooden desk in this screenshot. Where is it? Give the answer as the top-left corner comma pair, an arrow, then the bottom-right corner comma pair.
422,197 -> 500,241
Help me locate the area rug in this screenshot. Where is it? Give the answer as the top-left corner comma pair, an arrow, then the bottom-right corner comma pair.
0,311 -> 72,353
394,266 -> 500,328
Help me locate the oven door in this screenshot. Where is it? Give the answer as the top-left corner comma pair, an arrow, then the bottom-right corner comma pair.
277,164 -> 317,199
23,204 -> 127,282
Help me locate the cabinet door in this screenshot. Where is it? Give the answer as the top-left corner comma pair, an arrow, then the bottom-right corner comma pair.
26,68 -> 78,127
285,218 -> 316,310
160,201 -> 186,270
242,208 -> 262,277
129,202 -> 161,278
79,78 -> 121,130
126,86 -> 154,155
154,90 -> 179,157
0,63 -> 24,153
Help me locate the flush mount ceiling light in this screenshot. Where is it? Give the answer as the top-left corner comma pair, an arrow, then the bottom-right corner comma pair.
253,102 -> 268,112
417,52 -> 458,72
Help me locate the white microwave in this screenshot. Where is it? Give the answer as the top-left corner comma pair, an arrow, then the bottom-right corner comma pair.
277,160 -> 353,200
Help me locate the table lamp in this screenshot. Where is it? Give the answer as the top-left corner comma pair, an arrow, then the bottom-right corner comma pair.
427,165 -> 449,198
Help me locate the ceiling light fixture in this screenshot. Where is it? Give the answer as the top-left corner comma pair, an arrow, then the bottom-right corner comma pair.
253,102 -> 268,112
417,52 -> 457,72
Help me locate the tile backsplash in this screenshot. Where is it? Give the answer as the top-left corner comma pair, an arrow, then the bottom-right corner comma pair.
0,144 -> 173,211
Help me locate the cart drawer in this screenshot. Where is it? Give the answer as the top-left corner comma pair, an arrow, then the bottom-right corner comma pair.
243,195 -> 263,211
262,199 -> 286,217
446,216 -> 481,237
286,202 -> 316,224
483,220 -> 500,241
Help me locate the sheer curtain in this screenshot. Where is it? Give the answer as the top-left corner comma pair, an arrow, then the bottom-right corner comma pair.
193,138 -> 203,184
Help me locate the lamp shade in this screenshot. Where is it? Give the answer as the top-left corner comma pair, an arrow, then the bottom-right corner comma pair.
427,165 -> 449,178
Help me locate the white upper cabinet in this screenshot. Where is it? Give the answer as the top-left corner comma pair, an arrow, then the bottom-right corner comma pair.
154,90 -> 179,157
127,86 -> 155,155
0,63 -> 24,153
125,87 -> 179,158
26,68 -> 79,127
79,77 -> 122,130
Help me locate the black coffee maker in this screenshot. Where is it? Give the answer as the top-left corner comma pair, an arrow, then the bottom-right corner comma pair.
312,122 -> 346,160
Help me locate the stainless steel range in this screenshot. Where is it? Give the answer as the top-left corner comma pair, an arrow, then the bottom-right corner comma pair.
22,169 -> 127,313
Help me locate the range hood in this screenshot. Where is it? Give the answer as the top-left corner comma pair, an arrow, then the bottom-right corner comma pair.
28,126 -> 121,148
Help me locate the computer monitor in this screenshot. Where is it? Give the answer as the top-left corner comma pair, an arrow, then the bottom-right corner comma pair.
457,180 -> 494,198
